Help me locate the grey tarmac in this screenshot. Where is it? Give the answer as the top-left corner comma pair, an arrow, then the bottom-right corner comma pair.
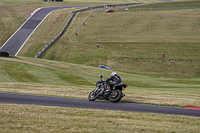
0,93 -> 199,117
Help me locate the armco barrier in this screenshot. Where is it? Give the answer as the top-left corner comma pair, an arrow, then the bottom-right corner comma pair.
35,11 -> 76,58
36,4 -> 198,58
35,3 -> 142,58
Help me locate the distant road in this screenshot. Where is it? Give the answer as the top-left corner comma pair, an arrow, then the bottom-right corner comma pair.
0,93 -> 199,117
0,6 -> 82,56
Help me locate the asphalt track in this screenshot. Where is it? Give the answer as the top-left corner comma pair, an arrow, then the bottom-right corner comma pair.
0,93 -> 200,117
0,6 -> 82,56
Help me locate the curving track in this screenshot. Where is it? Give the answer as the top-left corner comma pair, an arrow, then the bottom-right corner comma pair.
0,93 -> 200,117
0,6 -> 83,56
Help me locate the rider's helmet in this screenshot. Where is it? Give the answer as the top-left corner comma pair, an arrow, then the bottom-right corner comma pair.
111,72 -> 117,76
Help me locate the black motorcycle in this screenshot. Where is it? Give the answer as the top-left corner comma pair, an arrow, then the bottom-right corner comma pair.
88,75 -> 128,103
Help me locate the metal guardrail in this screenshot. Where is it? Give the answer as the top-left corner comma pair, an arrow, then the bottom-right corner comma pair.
35,11 -> 76,58
35,4 -> 200,58
35,3 -> 143,58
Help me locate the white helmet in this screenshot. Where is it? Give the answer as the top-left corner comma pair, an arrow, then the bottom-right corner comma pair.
111,72 -> 117,76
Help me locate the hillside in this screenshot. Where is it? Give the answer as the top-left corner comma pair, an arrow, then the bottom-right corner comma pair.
15,0 -> 200,76
0,0 -> 166,47
0,1 -> 200,132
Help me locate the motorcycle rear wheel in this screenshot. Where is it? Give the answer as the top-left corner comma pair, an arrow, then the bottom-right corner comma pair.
88,89 -> 99,101
109,89 -> 123,103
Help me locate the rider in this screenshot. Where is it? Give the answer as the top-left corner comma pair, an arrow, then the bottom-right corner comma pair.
106,72 -> 122,92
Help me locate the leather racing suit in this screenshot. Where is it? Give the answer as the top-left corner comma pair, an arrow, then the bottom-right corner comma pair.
106,74 -> 122,90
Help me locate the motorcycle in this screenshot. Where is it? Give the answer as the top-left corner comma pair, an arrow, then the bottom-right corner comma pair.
88,75 -> 128,103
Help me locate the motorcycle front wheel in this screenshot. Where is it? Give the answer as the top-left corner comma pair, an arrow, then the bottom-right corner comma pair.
109,89 -> 123,103
88,89 -> 99,101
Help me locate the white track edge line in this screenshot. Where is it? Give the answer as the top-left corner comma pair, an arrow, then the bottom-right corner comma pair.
15,10 -> 54,56
0,8 -> 41,50
15,7 -> 70,56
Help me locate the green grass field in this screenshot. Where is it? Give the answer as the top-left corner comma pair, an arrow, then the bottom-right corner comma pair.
0,56 -> 200,132
0,56 -> 199,107
1,104 -> 200,133
15,0 -> 200,76
0,0 -> 200,132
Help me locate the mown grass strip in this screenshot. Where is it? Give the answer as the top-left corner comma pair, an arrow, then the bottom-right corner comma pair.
1,104 -> 200,133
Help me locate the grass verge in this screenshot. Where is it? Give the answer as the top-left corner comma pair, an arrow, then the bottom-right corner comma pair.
1,104 -> 200,133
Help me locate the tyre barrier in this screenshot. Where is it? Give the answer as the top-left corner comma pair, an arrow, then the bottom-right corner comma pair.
0,51 -> 9,57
